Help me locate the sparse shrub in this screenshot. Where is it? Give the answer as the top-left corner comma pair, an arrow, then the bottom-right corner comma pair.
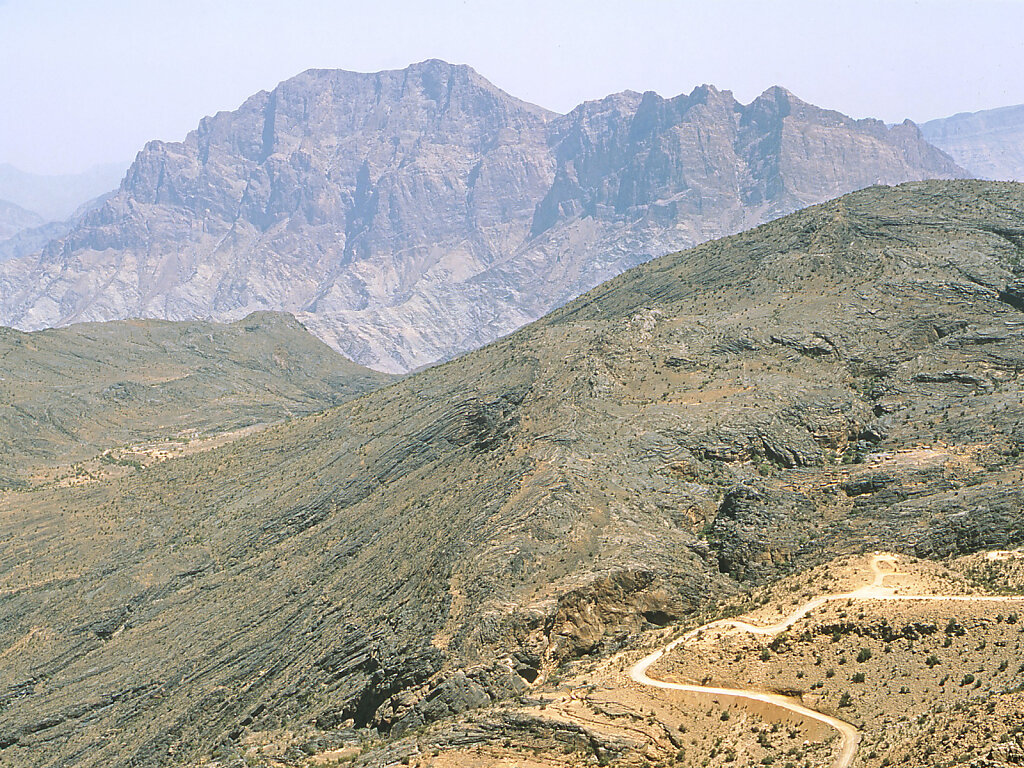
960,674 -> 975,686
852,672 -> 865,683
856,648 -> 872,663
926,654 -> 940,668
838,691 -> 853,707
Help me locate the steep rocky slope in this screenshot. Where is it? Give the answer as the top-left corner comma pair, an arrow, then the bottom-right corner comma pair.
1,180 -> 1021,767
922,104 -> 1024,182
0,311 -> 391,487
0,60 -> 964,372
0,190 -> 116,263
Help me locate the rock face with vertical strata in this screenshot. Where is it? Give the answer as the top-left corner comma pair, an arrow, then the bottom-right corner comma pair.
0,60 -> 965,371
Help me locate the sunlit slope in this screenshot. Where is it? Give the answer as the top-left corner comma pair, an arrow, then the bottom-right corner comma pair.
1,180 -> 1023,767
0,311 -> 392,485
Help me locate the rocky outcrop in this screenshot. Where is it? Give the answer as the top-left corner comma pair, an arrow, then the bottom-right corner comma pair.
707,484 -> 818,580
0,61 -> 965,372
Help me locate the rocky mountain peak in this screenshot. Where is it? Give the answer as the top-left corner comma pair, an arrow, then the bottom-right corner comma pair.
0,62 -> 966,372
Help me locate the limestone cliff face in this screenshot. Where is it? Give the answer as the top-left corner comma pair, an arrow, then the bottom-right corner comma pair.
0,61 -> 965,371
922,104 -> 1024,182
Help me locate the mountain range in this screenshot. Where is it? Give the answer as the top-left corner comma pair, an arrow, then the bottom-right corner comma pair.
2,179 -> 1023,767
0,200 -> 42,241
0,60 -> 966,372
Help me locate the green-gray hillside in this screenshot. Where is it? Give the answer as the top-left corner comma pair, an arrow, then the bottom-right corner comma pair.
0,311 -> 392,486
1,181 -> 1022,767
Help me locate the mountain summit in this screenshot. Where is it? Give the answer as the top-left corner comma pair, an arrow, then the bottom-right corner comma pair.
0,60 -> 965,371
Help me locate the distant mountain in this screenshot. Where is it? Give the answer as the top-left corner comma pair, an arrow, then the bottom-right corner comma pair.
0,190 -> 115,263
0,161 -> 127,221
0,199 -> 42,240
921,104 -> 1024,182
0,219 -> 74,264
0,60 -> 965,372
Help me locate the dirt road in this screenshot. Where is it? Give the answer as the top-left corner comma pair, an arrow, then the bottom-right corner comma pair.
629,554 -> 1024,768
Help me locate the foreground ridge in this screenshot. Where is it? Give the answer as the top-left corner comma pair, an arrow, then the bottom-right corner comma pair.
4,181 -> 1024,767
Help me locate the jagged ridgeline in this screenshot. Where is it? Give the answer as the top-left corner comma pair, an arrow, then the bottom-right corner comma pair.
2,180 -> 1023,767
0,60 -> 964,372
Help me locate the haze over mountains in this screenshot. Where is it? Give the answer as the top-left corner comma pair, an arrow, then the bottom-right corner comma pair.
923,104 -> 1024,183
0,200 -> 43,241
0,162 -> 128,222
2,180 -> 1023,767
0,163 -> 129,265
0,60 -> 967,372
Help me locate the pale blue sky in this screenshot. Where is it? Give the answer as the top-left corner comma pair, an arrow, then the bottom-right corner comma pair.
2,0 -> 1022,174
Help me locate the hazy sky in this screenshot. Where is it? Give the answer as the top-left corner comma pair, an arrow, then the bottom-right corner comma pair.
2,0 -> 1022,175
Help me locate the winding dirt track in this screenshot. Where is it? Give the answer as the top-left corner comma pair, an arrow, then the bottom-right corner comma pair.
629,554 -> 1024,768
